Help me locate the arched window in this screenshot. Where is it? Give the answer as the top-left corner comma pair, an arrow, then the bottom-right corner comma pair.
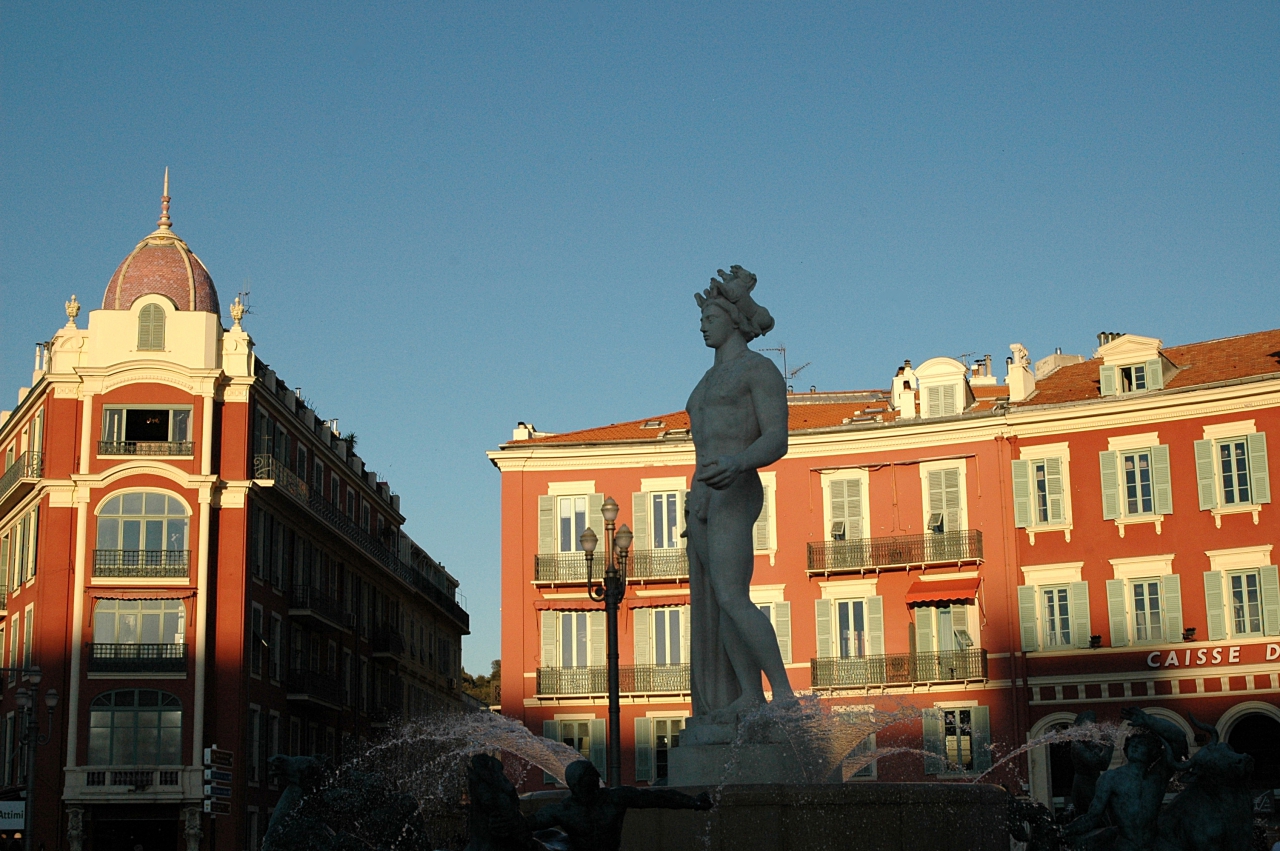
88,689 -> 182,765
137,304 -> 165,351
95,493 -> 189,576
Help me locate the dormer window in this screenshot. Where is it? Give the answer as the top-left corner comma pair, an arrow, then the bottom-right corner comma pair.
137,304 -> 166,351
1095,334 -> 1168,397
913,357 -> 973,419
1119,364 -> 1147,393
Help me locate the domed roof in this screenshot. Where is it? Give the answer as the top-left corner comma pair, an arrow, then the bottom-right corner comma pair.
102,172 -> 220,315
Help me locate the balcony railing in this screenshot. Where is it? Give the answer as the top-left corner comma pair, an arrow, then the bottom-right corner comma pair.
371,625 -> 405,658
254,454 -> 310,503
536,663 -> 690,696
0,451 -> 41,510
289,585 -> 350,630
806,530 -> 983,575
87,643 -> 188,674
535,548 -> 690,583
810,649 -> 988,688
98,441 -> 194,456
93,549 -> 190,578
85,768 -> 183,788
287,668 -> 344,706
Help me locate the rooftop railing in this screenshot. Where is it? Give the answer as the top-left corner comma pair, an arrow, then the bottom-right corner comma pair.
98,441 -> 194,456
810,649 -> 987,688
93,550 -> 190,579
536,663 -> 690,696
806,530 -> 983,575
87,643 -> 188,674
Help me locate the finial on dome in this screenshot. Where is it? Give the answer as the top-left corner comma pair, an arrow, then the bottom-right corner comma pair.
157,167 -> 172,230
230,296 -> 246,330
65,294 -> 81,328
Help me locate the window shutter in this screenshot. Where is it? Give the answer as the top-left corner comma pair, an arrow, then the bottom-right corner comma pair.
1098,451 -> 1121,520
1204,571 -> 1227,641
679,605 -> 690,664
1017,585 -> 1039,652
867,595 -> 885,657
922,709 -> 944,774
846,479 -> 863,539
1045,457 -> 1065,524
1194,440 -> 1218,510
633,608 -> 652,666
631,492 -> 650,550
1151,444 -> 1173,515
926,386 -> 941,418
542,720 -> 561,784
928,471 -> 944,520
588,612 -> 605,668
968,706 -> 992,773
915,606 -> 935,653
1260,565 -> 1280,637
829,479 -> 846,537
1011,461 -> 1032,528
538,496 -> 555,554
104,409 -> 124,443
1099,365 -> 1117,397
753,486 -> 771,551
677,489 -> 687,544
588,719 -> 607,775
1247,432 -> 1270,504
815,599 -> 833,658
1106,579 -> 1128,647
941,384 -> 957,416
952,604 -> 970,644
1162,573 -> 1182,643
1070,581 -> 1091,649
1145,358 -> 1164,390
634,717 -> 654,782
774,601 -> 792,663
943,468 -> 961,532
588,494 -> 605,545
26,507 -> 37,580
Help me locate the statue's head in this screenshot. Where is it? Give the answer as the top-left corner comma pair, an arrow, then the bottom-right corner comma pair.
694,265 -> 774,344
1073,710 -> 1097,727
564,759 -> 602,800
1123,731 -> 1162,765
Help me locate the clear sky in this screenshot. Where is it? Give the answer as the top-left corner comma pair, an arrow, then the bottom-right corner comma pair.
2,2 -> 1277,671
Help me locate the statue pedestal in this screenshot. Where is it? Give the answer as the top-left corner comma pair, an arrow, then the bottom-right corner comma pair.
667,715 -> 815,786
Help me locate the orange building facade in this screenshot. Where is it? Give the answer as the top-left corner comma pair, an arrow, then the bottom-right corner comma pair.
491,332 -> 1280,804
0,186 -> 469,851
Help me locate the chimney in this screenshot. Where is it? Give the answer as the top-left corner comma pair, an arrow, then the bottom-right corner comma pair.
1006,343 -> 1035,402
893,359 -> 917,419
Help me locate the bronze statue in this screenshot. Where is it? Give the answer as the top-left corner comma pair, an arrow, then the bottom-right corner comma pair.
1068,710 -> 1115,817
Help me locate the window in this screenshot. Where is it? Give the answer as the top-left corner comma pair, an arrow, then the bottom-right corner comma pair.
925,467 -> 962,534
1203,563 -> 1279,640
1012,455 -> 1068,530
268,713 -> 281,784
1131,580 -> 1163,642
1041,587 -> 1072,647
250,605 -> 264,677
101,407 -> 192,453
96,493 -> 189,555
1195,433 -> 1271,513
1229,571 -> 1263,636
22,607 -> 32,669
289,717 -> 301,756
654,717 -> 683,781
560,613 -> 589,667
923,705 -> 991,775
3,505 -> 39,586
828,478 -> 864,541
248,810 -> 260,851
7,619 -> 17,685
249,705 -> 262,783
650,493 -> 681,549
836,600 -> 866,658
541,610 -> 603,669
924,384 -> 958,418
1119,364 -> 1147,393
815,595 -> 884,660
653,608 -> 682,666
542,717 -> 606,782
1122,452 -> 1154,516
753,598 -> 792,663
269,615 -> 282,680
137,304 -> 165,351
87,690 -> 182,765
1099,358 -> 1164,396
753,473 -> 777,556
1105,566 -> 1181,647
944,709 -> 974,769
93,599 -> 186,645
1099,445 -> 1172,522
559,497 -> 587,552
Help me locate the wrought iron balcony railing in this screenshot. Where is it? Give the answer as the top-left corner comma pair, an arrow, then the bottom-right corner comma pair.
371,625 -> 406,658
534,548 -> 690,583
806,530 -> 983,575
289,585 -> 350,630
93,549 -> 190,578
287,668 -> 344,705
87,643 -> 188,674
84,768 -> 182,788
0,451 -> 41,504
98,441 -> 194,456
536,663 -> 690,696
630,548 -> 690,580
810,649 -> 988,688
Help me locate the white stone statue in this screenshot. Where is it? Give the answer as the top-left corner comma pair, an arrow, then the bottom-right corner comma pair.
686,266 -> 796,724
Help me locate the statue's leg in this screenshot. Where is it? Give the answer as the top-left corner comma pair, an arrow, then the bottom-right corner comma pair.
686,499 -> 742,718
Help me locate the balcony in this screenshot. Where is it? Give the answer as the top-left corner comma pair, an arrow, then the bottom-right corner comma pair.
98,440 -> 193,457
810,649 -> 988,689
535,663 -> 690,696
534,548 -> 690,584
65,765 -> 198,804
93,549 -> 190,579
289,585 -> 350,632
87,643 -> 188,674
0,451 -> 41,517
287,668 -> 344,709
371,625 -> 405,659
806,530 -> 983,576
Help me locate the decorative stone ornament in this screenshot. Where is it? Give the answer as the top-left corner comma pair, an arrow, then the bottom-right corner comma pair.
230,296 -> 246,330
65,294 -> 80,327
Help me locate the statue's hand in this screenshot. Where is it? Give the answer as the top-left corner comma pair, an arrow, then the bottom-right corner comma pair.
1121,707 -> 1152,728
697,456 -> 745,490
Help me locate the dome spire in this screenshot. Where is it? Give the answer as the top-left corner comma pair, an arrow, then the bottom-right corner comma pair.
157,167 -> 172,230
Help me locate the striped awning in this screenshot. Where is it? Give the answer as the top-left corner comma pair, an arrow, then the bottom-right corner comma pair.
904,577 -> 981,606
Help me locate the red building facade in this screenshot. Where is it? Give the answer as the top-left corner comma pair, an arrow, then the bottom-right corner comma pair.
0,187 -> 469,851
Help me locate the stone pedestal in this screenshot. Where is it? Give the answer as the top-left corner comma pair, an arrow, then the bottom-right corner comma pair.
667,714 -> 816,786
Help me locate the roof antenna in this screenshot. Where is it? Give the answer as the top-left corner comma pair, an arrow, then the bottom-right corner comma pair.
759,342 -> 811,383
157,167 -> 172,230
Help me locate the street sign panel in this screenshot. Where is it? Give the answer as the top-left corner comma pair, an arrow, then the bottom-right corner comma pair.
204,784 -> 234,799
204,800 -> 231,815
203,747 -> 234,768
203,769 -> 233,784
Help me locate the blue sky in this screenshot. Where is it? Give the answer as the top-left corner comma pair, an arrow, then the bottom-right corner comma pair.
2,2 -> 1277,671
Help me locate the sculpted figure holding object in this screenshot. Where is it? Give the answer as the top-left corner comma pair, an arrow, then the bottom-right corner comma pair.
685,266 -> 796,722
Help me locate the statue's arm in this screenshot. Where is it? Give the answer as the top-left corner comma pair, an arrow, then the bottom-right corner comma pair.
527,804 -> 562,831
1122,708 -> 1188,764
1064,776 -> 1112,836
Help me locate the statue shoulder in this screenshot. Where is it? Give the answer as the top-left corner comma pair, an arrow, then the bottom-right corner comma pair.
744,351 -> 786,387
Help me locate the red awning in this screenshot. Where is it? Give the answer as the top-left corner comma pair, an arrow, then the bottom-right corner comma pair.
904,577 -> 981,606
533,599 -> 601,612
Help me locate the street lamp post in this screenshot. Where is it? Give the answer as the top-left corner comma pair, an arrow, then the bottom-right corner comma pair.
12,666 -> 57,851
581,496 -> 633,788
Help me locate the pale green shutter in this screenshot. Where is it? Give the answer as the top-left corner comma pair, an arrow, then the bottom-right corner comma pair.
829,479 -> 846,538
1011,461 -> 1032,528
942,384 -> 957,416
541,612 -> 558,669
631,492 -> 650,551
815,599 -> 833,658
1151,445 -> 1172,515
1106,579 -> 1128,647
926,386 -> 941,418
1161,574 -> 1182,643
588,494 -> 605,547
943,469 -> 961,532
775,601 -> 792,663
103,409 -> 124,443
1099,451 -> 1121,520
634,717 -> 653,782
1260,565 -> 1280,637
753,486 -> 771,551
1099,365 -> 1117,397
588,612 -> 605,668
1145,358 -> 1164,390
867,596 -> 884,657
1247,433 -> 1270,504
1045,457 -> 1065,524
538,496 -> 555,554
1017,585 -> 1039,652
915,606 -> 935,653
1070,581 -> 1092,649
1204,571 -> 1227,641
1194,440 -> 1218,510
26,507 -> 37,580
589,719 -> 606,775
542,720 -> 561,784
927,470 -> 943,519
922,709 -> 944,774
845,479 -> 864,539
970,705 -> 992,773
679,604 -> 690,664
633,608 -> 652,666
952,604 -> 970,644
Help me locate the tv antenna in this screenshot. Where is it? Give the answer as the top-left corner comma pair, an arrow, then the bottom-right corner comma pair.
759,343 -> 811,382
236,278 -> 254,316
